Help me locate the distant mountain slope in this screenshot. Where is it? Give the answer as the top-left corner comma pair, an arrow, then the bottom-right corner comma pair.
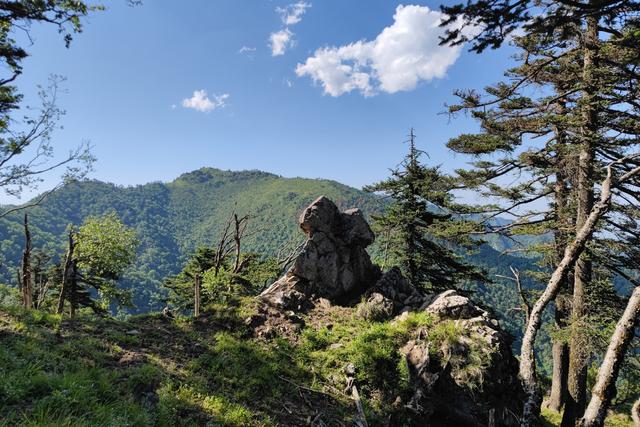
0,167 -> 549,325
0,168 -> 384,312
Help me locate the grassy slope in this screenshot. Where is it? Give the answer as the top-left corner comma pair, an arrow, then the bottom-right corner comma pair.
1,303 -> 634,427
0,302 -> 322,426
0,299 -> 507,427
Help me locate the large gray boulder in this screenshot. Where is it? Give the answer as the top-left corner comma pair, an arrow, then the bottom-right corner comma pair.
260,196 -> 380,308
398,289 -> 524,426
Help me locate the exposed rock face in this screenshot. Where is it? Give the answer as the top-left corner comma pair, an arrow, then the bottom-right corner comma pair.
257,196 -> 524,426
361,266 -> 427,315
400,289 -> 524,427
420,289 -> 484,319
260,196 -> 380,308
355,292 -> 394,321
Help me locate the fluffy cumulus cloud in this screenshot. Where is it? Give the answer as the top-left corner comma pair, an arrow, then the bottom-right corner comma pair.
276,1 -> 311,25
269,2 -> 311,56
181,90 -> 229,113
296,5 -> 465,96
269,29 -> 294,56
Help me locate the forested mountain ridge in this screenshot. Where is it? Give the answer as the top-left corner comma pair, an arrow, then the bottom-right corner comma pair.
0,168 -> 385,312
0,167 -> 538,320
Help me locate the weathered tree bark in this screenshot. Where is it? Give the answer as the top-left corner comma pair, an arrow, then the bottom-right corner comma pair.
563,11 -> 599,427
232,213 -> 249,274
578,286 -> 640,427
632,399 -> 640,427
547,295 -> 570,412
547,131 -> 572,413
69,260 -> 78,318
233,213 -> 241,273
352,383 -> 369,427
21,213 -> 33,309
213,214 -> 234,277
35,280 -> 51,310
194,274 -> 201,317
16,268 -> 22,293
519,160 -> 640,427
56,230 -> 75,315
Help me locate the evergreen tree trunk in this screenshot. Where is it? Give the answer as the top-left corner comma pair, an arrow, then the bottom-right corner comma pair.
519,198 -> 606,426
563,12 -> 599,427
21,213 -> 33,309
57,230 -> 75,315
632,399 -> 640,427
579,286 -> 640,427
519,159 -> 634,427
548,130 -> 571,413
547,295 -> 570,412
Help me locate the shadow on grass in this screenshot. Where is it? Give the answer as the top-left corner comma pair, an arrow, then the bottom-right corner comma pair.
0,304 -> 358,426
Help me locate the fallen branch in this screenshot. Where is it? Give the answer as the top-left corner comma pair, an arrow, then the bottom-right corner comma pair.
352,383 -> 369,427
276,375 -> 340,401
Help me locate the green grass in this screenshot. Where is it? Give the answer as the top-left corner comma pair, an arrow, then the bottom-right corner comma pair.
541,407 -> 634,427
0,302 -> 514,426
0,306 -> 280,426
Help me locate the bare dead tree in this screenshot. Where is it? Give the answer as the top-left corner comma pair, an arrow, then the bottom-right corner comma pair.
497,266 -> 531,320
21,213 -> 32,308
211,210 -> 253,278
519,156 -> 640,426
32,250 -> 53,310
213,213 -> 235,277
69,259 -> 78,318
275,236 -> 305,277
56,228 -> 75,315
232,212 -> 250,274
34,279 -> 51,310
0,78 -> 94,218
194,274 -> 201,317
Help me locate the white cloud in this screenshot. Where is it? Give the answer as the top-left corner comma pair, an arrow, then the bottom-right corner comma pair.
276,1 -> 311,25
269,28 -> 294,56
238,46 -> 256,54
181,90 -> 229,113
269,2 -> 311,56
296,5 -> 466,96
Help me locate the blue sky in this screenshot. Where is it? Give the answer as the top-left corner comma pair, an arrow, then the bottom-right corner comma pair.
5,0 -> 516,203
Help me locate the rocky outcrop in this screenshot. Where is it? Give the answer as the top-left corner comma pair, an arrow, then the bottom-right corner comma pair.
260,196 -> 380,308
421,289 -> 484,319
256,196 -> 524,426
399,289 -> 524,427
360,267 -> 427,315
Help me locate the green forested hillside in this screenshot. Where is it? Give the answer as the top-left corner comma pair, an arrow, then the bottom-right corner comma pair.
0,168 -> 543,335
0,169 -> 384,312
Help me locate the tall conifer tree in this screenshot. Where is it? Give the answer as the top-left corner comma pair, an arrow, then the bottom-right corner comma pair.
440,2 -> 640,424
366,129 -> 482,291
